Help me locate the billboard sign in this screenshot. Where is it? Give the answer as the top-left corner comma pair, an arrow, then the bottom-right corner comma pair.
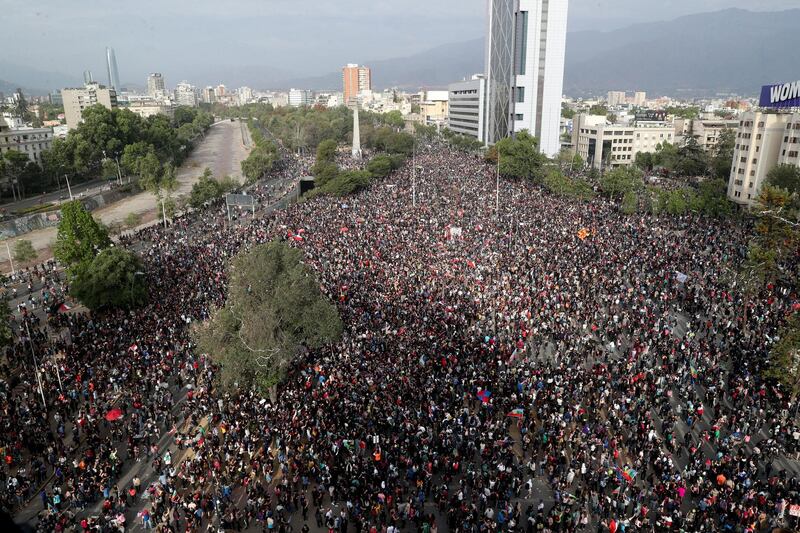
760,80 -> 800,108
635,110 -> 666,122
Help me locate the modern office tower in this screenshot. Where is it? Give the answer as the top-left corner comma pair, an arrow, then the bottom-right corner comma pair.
147,73 -> 165,97
484,0 -> 569,156
106,47 -> 121,92
448,76 -> 487,140
288,89 -> 313,107
342,64 -> 372,106
83,70 -> 94,84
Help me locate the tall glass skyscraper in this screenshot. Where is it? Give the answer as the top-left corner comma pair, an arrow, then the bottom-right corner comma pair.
484,0 -> 516,146
484,0 -> 568,156
106,47 -> 121,92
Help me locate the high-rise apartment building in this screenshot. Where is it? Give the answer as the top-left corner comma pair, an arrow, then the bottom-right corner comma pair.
175,82 -> 198,107
147,73 -> 165,97
484,0 -> 569,156
202,86 -> 216,104
633,91 -> 647,107
728,111 -> 800,206
342,64 -> 372,105
607,91 -> 627,106
106,47 -> 121,92
61,82 -> 118,130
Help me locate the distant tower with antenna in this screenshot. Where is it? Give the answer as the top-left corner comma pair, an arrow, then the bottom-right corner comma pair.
351,100 -> 362,160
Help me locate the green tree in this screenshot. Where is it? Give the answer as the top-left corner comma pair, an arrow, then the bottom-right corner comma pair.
710,129 -> 736,180
495,130 -> 547,181
672,136 -> 709,177
366,154 -> 395,178
54,200 -> 111,272
766,164 -> 800,194
124,212 -> 142,228
765,316 -> 800,402
13,240 -> 37,264
0,294 -> 12,349
70,248 -> 147,310
561,103 -> 575,119
696,179 -> 733,217
189,172 -> 224,208
313,162 -> 340,187
315,139 -> 338,166
383,110 -> 405,129
589,104 -> 608,116
621,191 -> 638,214
193,241 -> 343,401
137,152 -> 163,194
599,167 -> 644,200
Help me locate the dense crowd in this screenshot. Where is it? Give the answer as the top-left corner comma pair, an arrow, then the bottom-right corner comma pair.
1,143 -> 799,533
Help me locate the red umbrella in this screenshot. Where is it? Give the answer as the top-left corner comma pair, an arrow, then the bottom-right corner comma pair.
105,408 -> 124,422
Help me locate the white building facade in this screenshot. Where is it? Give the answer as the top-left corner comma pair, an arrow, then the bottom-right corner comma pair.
175,82 -> 197,107
0,117 -> 53,164
288,89 -> 313,107
728,111 -> 800,206
484,0 -> 569,157
448,76 -> 487,140
61,82 -> 118,130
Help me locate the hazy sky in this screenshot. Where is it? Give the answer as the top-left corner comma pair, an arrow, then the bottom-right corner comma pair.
2,0 -> 798,86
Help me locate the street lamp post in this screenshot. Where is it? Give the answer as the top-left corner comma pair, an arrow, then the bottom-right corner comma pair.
5,241 -> 15,276
64,175 -> 74,201
24,320 -> 47,410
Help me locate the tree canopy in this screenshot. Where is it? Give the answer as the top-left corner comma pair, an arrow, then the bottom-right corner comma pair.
495,130 -> 547,181
70,247 -> 147,310
193,241 -> 343,400
53,200 -> 111,273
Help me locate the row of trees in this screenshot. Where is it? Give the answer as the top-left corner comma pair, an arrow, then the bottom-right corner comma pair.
740,165 -> 800,401
309,136 -> 406,198
241,122 -> 279,184
634,129 -> 736,180
0,105 -> 213,200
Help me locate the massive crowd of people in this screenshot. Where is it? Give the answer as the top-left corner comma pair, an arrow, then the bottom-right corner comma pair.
1,141 -> 799,533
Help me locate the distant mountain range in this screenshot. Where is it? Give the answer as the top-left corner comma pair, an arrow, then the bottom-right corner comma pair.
563,8 -> 800,97
5,9 -> 800,98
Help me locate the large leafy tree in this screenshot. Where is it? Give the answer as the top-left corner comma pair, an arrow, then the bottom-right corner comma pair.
70,247 -> 147,310
54,200 -> 111,272
710,129 -> 736,180
194,241 -> 343,401
599,166 -> 644,200
766,164 -> 800,194
495,130 -> 547,181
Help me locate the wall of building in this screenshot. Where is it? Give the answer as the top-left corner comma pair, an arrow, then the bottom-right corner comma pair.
728,112 -> 800,206
448,78 -> 486,140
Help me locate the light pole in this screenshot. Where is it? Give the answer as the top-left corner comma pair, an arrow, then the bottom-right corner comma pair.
496,150 -> 500,219
412,141 -> 417,208
161,197 -> 168,229
24,320 -> 47,409
64,174 -> 74,201
5,241 -> 15,276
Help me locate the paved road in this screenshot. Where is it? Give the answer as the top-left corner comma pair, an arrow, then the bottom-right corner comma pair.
0,120 -> 251,274
0,179 -> 112,214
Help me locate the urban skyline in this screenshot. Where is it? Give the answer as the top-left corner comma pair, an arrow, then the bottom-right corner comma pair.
2,0 -> 798,92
